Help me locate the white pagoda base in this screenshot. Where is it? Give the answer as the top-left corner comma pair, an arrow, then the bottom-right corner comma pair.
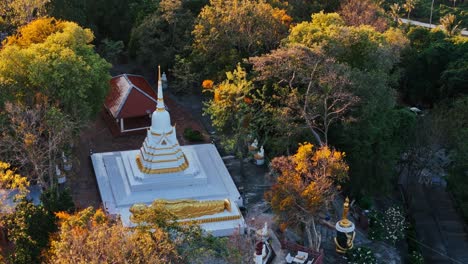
91,144 -> 245,237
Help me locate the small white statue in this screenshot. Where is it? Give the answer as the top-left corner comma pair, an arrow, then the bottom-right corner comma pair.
55,165 -> 61,177
262,222 -> 268,237
254,146 -> 265,165
258,146 -> 264,158
249,139 -> 258,151
161,72 -> 168,90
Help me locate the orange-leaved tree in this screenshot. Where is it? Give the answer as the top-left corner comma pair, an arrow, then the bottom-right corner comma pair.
265,143 -> 348,250
47,207 -> 179,263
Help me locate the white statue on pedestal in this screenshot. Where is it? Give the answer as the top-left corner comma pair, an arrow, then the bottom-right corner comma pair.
249,138 -> 258,151
254,146 -> 265,165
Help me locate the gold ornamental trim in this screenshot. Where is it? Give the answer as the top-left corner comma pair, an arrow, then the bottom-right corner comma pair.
150,128 -> 173,136
136,154 -> 189,174
180,214 -> 241,224
141,146 -> 182,157
144,141 -> 179,150
139,151 -> 186,163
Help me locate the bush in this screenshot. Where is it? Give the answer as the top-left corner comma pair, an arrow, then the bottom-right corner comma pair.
346,246 -> 377,264
368,206 -> 407,244
183,127 -> 203,142
409,250 -> 424,264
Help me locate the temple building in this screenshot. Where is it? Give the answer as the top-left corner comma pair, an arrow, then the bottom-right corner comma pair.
104,74 -> 158,135
91,67 -> 245,236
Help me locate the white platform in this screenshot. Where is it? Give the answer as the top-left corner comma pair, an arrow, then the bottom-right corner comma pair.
91,143 -> 245,236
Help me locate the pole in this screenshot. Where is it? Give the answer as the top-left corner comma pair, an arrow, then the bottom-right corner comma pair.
430,0 -> 435,26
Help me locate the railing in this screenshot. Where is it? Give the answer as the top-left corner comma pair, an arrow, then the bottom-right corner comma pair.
280,239 -> 324,264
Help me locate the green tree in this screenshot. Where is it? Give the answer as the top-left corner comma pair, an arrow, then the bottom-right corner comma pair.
204,65 -> 256,171
287,12 -> 411,195
129,0 -> 196,70
0,18 -> 111,124
2,199 -> 56,264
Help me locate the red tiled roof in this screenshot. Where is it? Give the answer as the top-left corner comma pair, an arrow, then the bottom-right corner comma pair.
104,74 -> 157,119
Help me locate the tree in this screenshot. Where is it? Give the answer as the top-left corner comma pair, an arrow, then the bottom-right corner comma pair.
389,3 -> 402,25
128,0 -> 196,70
0,0 -> 49,29
265,143 -> 348,250
287,12 -> 411,195
0,100 -> 75,189
48,207 -> 180,263
440,14 -> 463,37
0,18 -> 111,124
204,65 -> 256,171
0,162 -> 29,211
338,0 -> 389,32
403,0 -> 418,20
191,0 -> 290,81
249,45 -> 358,146
2,199 -> 56,264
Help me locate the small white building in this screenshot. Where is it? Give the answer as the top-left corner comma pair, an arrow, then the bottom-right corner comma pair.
92,67 -> 245,236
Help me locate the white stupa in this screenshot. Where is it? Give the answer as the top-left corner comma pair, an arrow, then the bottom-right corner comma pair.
91,67 -> 245,236
135,67 -> 189,175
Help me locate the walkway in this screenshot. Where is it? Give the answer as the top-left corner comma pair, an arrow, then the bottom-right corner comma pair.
408,182 -> 468,264
400,18 -> 468,36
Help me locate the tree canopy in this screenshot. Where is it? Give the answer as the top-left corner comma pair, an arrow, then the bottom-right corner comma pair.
0,17 -> 111,124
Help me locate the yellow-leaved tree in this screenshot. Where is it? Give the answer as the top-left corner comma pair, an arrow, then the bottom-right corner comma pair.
265,143 -> 348,250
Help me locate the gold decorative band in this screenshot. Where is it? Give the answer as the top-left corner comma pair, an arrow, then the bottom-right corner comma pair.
179,214 -> 242,224
156,107 -> 165,112
141,146 -> 181,157
136,154 -> 189,174
144,141 -> 179,150
138,151 -> 186,163
151,129 -> 173,136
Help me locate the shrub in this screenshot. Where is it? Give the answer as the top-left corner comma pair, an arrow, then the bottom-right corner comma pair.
183,127 -> 203,142
409,250 -> 424,264
368,206 -> 407,244
346,246 -> 377,264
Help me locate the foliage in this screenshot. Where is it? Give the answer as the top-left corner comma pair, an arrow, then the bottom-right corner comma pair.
400,27 -> 468,106
48,207 -> 179,263
440,13 -> 463,36
129,201 -> 239,263
368,206 -> 407,245
268,0 -> 341,22
445,96 -> 468,221
409,250 -> 424,264
2,199 -> 56,264
0,162 -> 29,211
129,0 -> 196,70
249,45 -> 358,146
346,246 -> 377,264
183,127 -> 204,142
41,187 -> 75,214
339,0 -> 389,32
191,0 -> 290,81
204,65 -> 256,158
0,100 -> 75,189
0,18 -> 111,124
265,143 -> 348,250
287,12 -> 411,195
0,0 -> 49,29
98,38 -> 124,64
